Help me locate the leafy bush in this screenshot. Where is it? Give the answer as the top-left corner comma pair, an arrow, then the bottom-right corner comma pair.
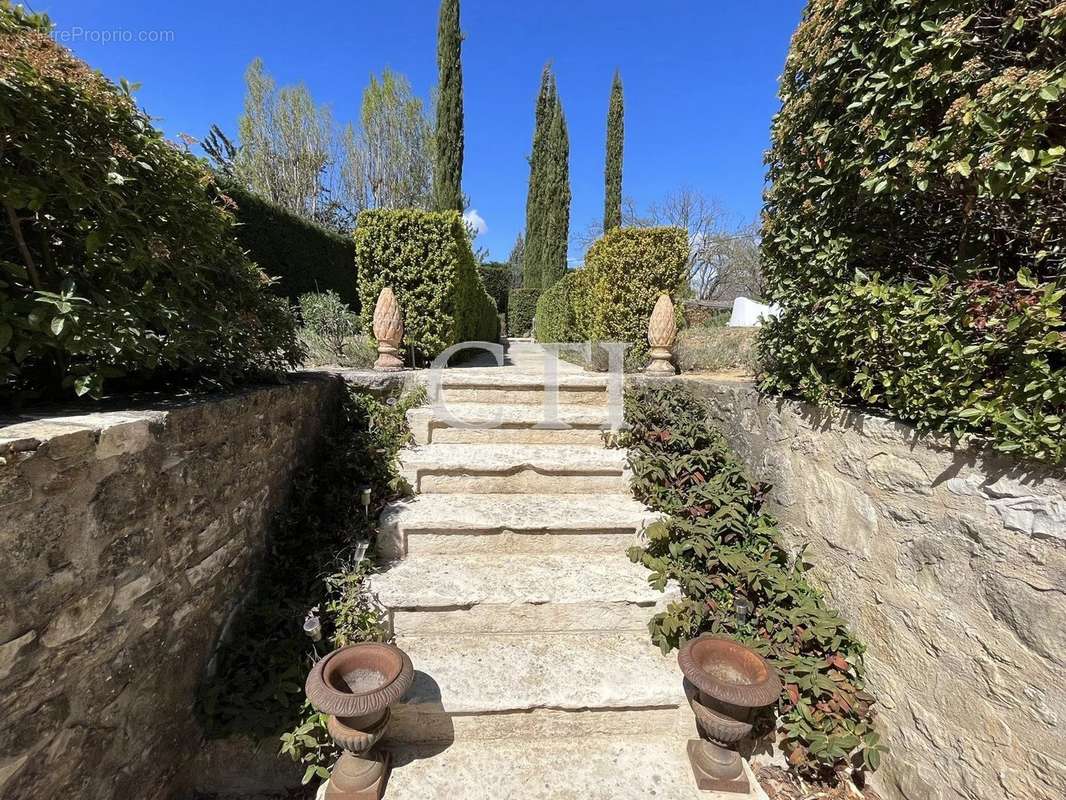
297,292 -> 374,369
534,271 -> 582,342
354,209 -> 498,365
478,261 -> 512,314
222,182 -> 359,309
0,6 -> 298,401
507,288 -> 540,337
620,383 -> 883,780
676,326 -> 759,375
573,227 -> 689,361
760,0 -> 1066,463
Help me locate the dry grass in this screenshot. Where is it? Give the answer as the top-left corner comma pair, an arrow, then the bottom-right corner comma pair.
676,326 -> 760,375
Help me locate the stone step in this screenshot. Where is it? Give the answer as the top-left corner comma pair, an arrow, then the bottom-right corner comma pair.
378,738 -> 767,800
434,370 -> 614,407
377,493 -> 655,558
407,404 -> 612,445
388,632 -> 693,743
397,444 -> 630,495
371,554 -> 675,635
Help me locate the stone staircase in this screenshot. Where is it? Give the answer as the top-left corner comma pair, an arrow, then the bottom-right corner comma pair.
368,341 -> 743,798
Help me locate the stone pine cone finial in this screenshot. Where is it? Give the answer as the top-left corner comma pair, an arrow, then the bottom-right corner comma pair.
372,286 -> 404,371
646,293 -> 678,375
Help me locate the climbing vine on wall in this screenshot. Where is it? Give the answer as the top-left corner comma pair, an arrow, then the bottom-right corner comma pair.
619,383 -> 884,781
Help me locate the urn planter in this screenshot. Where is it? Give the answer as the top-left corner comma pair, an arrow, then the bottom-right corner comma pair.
305,643 -> 415,800
678,635 -> 780,794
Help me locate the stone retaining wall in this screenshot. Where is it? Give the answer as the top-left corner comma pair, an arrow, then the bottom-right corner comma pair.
657,377 -> 1065,800
0,376 -> 339,800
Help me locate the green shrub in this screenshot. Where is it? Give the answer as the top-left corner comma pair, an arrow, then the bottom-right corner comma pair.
760,0 -> 1066,463
478,261 -> 512,314
222,182 -> 359,309
297,291 -> 374,368
574,227 -> 689,361
507,288 -> 540,337
534,271 -> 582,342
0,6 -> 298,401
354,209 -> 498,364
620,383 -> 883,779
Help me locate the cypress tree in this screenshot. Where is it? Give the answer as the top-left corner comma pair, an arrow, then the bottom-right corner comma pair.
541,96 -> 570,289
523,65 -> 557,288
603,71 -> 624,232
433,0 -> 464,212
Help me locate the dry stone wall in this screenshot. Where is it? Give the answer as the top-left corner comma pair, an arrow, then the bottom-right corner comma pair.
654,377 -> 1065,800
0,377 -> 339,800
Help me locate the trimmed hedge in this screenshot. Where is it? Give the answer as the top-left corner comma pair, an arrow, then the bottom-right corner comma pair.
573,227 -> 689,359
354,209 -> 497,364
534,271 -> 581,343
759,0 -> 1066,463
0,6 -> 297,401
478,261 -> 512,315
222,182 -> 359,309
507,288 -> 540,337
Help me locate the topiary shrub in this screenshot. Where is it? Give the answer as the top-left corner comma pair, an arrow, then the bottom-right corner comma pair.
221,182 -> 359,309
506,288 -> 540,338
534,271 -> 582,343
0,5 -> 298,401
478,261 -> 512,315
354,209 -> 497,365
620,383 -> 884,780
575,227 -> 689,361
760,0 -> 1066,463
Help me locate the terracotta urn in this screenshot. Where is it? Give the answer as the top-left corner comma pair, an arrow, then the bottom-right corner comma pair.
372,287 -> 404,372
305,643 -> 415,800
646,293 -> 677,375
678,635 -> 781,794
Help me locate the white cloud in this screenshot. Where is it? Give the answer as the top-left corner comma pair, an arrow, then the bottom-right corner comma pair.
463,208 -> 488,237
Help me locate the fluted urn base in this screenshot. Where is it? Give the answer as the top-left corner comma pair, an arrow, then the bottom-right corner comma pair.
645,346 -> 676,375
374,344 -> 404,372
687,739 -> 749,794
324,750 -> 390,800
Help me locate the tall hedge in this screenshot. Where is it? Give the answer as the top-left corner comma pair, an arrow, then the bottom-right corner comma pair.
759,0 -> 1066,463
574,227 -> 689,359
354,209 -> 497,364
0,5 -> 297,401
478,261 -> 512,315
534,271 -> 582,343
221,182 -> 359,309
506,288 -> 540,338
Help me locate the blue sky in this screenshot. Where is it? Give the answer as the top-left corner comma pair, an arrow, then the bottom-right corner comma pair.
35,0 -> 805,261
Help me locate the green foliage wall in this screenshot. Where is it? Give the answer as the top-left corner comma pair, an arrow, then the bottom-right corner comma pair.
354,209 -> 497,364
575,227 -> 689,358
222,183 -> 359,309
760,0 -> 1066,463
534,271 -> 582,343
478,261 -> 512,315
0,5 -> 297,401
506,288 -> 540,337
621,383 -> 883,779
